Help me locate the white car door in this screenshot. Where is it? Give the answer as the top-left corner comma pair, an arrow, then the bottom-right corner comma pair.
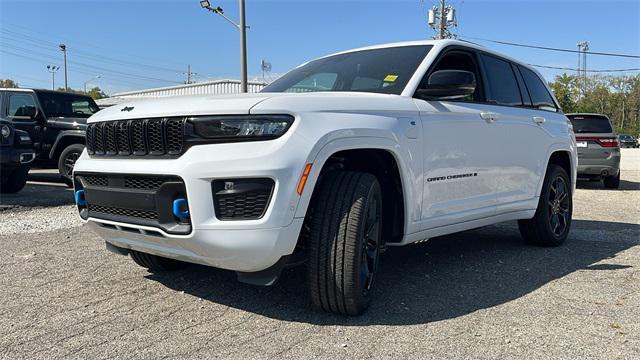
413,49 -> 500,230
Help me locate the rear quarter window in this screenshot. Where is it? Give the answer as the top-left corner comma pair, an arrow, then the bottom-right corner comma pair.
519,66 -> 557,112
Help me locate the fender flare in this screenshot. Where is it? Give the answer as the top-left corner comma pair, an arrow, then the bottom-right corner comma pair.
536,142 -> 577,197
293,135 -> 417,236
49,130 -> 85,159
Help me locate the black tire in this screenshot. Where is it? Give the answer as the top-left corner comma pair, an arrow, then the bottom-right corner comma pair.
1,166 -> 29,194
58,144 -> 84,187
518,165 -> 572,247
130,250 -> 186,272
307,171 -> 383,316
603,172 -> 620,189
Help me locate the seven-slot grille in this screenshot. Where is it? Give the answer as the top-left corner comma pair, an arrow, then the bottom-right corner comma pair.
86,118 -> 185,157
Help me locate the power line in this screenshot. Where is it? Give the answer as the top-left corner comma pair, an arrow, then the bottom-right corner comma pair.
460,35 -> 640,59
529,64 -> 640,73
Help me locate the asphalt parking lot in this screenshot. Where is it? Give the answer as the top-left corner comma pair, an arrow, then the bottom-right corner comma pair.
1,150 -> 638,359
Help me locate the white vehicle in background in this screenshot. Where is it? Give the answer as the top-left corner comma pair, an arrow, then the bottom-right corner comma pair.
73,39 -> 577,315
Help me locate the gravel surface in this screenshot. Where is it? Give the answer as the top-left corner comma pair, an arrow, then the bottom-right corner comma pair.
0,154 -> 638,359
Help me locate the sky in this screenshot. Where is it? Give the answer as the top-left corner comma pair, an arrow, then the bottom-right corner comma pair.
1,0 -> 639,95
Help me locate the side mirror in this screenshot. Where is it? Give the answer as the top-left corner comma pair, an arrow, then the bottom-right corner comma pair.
416,70 -> 476,100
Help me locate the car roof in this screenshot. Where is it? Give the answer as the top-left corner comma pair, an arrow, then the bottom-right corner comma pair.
0,88 -> 35,93
566,113 -> 611,119
314,39 -> 542,75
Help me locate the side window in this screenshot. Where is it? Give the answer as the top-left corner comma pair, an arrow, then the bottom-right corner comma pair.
427,51 -> 483,102
7,94 -> 37,121
480,54 -> 522,106
519,66 -> 557,112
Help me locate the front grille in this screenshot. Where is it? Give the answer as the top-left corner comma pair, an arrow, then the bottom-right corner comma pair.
86,118 -> 185,157
124,176 -> 169,190
83,175 -> 108,187
88,204 -> 158,220
212,179 -> 274,220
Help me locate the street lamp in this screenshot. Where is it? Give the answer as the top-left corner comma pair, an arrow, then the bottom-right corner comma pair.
84,75 -> 101,93
200,0 -> 248,93
59,43 -> 68,91
46,65 -> 60,90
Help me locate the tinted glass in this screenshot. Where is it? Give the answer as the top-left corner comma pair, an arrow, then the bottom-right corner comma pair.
35,91 -> 100,118
567,115 -> 613,133
8,93 -> 37,121
480,55 -> 522,106
519,66 -> 557,111
513,64 -> 532,106
262,45 -> 432,95
428,51 -> 482,102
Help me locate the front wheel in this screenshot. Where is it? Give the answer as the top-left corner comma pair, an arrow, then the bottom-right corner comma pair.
0,166 -> 29,194
306,171 -> 382,316
58,144 -> 84,187
518,165 -> 572,247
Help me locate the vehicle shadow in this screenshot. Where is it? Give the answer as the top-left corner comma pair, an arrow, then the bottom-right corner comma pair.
146,219 -> 638,325
577,179 -> 640,191
0,173 -> 73,208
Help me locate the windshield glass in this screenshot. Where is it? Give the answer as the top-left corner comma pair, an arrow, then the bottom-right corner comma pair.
262,45 -> 432,95
36,91 -> 100,118
568,115 -> 613,133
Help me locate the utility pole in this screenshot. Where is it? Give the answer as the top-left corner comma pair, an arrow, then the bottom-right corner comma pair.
84,75 -> 101,93
184,64 -> 198,84
46,65 -> 59,90
577,41 -> 589,97
59,43 -> 68,91
427,0 -> 457,39
200,0 -> 249,93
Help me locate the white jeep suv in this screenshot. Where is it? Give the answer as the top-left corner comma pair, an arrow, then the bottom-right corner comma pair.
73,39 -> 576,315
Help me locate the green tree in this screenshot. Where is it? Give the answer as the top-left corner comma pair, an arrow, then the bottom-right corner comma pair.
86,86 -> 107,100
0,79 -> 19,88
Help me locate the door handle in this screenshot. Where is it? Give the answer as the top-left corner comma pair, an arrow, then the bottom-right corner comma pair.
480,112 -> 497,123
533,116 -> 546,125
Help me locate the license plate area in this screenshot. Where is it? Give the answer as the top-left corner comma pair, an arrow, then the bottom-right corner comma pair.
576,141 -> 588,148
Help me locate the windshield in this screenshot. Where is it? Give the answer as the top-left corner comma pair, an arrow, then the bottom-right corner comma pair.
262,45 -> 432,95
36,91 -> 100,118
568,115 -> 613,134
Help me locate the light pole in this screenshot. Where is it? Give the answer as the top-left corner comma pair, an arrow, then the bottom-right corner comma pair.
200,0 -> 248,93
59,43 -> 68,91
84,75 -> 101,93
46,65 -> 60,90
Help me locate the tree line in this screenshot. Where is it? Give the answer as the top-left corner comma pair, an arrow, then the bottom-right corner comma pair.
549,73 -> 640,135
0,79 -> 107,100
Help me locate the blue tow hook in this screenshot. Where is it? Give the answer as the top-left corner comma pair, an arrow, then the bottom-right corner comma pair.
172,198 -> 190,220
75,190 -> 87,206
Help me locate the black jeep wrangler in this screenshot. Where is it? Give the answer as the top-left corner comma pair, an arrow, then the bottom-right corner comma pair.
0,89 -> 99,184
1,118 -> 35,193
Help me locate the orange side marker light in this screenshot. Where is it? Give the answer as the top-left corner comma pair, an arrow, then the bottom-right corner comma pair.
297,163 -> 313,195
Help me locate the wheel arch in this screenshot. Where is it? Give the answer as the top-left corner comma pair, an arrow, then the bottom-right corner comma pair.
295,138 -> 413,245
49,131 -> 85,160
538,145 -> 576,197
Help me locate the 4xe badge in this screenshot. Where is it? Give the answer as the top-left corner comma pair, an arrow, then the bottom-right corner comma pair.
121,106 -> 134,112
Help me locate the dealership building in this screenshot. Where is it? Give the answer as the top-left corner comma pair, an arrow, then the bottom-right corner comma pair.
95,79 -> 267,108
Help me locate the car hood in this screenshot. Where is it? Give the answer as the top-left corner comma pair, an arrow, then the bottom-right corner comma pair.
87,92 -> 409,123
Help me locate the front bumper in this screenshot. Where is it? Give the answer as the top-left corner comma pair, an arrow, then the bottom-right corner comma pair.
73,136 -> 309,273
0,147 -> 36,167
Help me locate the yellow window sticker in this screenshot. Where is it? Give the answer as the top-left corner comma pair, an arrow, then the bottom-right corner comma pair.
384,75 -> 399,82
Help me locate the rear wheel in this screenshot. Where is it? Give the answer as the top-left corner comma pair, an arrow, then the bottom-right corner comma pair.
1,166 -> 29,194
58,144 -> 84,187
518,165 -> 572,247
603,172 -> 620,189
130,250 -> 186,272
307,171 -> 382,316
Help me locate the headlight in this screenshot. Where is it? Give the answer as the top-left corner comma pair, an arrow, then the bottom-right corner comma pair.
1,125 -> 10,138
189,115 -> 294,142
